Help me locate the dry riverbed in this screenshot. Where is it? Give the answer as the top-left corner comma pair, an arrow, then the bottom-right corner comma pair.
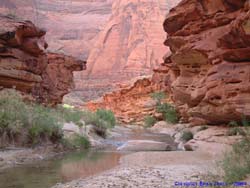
52,151 -> 220,188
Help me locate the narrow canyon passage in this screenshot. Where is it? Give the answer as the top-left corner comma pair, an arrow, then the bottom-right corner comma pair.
0,0 -> 250,187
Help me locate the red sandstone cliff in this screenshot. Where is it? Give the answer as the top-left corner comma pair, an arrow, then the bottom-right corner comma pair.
0,15 -> 86,104
164,0 -> 250,125
88,0 -> 250,125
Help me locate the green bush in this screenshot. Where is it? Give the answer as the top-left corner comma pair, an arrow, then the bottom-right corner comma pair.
222,137 -> 250,184
0,90 -> 29,130
156,103 -> 179,124
144,116 -> 157,128
0,90 -> 117,147
71,135 -> 90,149
81,109 -> 116,138
56,106 -> 84,126
96,109 -> 116,128
0,90 -> 63,146
60,135 -> 90,150
181,131 -> 193,142
150,91 -> 166,104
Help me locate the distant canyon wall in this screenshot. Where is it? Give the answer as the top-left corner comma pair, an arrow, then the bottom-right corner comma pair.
0,0 -> 113,59
73,0 -> 180,103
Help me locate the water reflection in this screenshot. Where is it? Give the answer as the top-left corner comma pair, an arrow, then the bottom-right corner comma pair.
59,151 -> 121,182
0,151 -> 121,188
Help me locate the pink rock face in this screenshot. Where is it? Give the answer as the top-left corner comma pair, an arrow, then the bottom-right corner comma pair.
0,0 -> 113,59
163,0 -> 250,124
74,0 -> 180,102
86,0 -> 169,76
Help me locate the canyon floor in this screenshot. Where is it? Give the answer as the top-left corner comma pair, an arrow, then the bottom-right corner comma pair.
52,151 -> 220,188
52,124 -> 231,188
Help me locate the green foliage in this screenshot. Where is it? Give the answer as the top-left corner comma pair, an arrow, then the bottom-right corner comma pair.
96,109 -> 116,128
81,109 -> 116,138
181,131 -> 193,142
150,91 -> 166,104
222,137 -> 250,184
144,116 -> 157,128
71,135 -> 90,149
56,106 -> 84,126
0,90 -> 116,147
0,90 -> 62,146
0,90 -> 29,130
156,103 -> 179,124
60,135 -> 90,150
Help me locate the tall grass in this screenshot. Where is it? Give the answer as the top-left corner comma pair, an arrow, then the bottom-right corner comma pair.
0,89 -> 116,147
222,126 -> 250,184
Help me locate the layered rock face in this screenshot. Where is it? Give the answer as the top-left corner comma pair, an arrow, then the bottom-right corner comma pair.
74,0 -> 180,102
164,0 -> 250,124
89,0 -> 250,125
87,67 -> 168,124
0,15 -> 85,104
0,0 -> 113,59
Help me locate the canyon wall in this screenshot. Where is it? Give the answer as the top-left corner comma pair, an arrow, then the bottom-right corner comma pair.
89,0 -> 250,125
0,15 -> 85,105
0,0 -> 113,59
73,0 -> 181,103
164,0 -> 250,125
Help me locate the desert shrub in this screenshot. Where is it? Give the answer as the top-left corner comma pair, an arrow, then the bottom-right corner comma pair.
27,105 -> 63,144
82,109 -> 116,138
150,91 -> 166,105
60,135 -> 90,150
156,103 -> 179,124
0,90 -> 63,146
222,118 -> 250,184
144,116 -> 157,128
181,131 -> 193,142
96,109 -> 116,128
71,135 -> 90,149
56,106 -> 84,126
0,90 -> 116,147
0,90 -> 29,130
222,137 -> 250,184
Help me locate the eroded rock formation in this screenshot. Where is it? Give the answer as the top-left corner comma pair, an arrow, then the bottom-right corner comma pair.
87,66 -> 168,124
89,0 -> 250,126
164,0 -> 250,124
74,0 -> 180,102
0,15 -> 86,104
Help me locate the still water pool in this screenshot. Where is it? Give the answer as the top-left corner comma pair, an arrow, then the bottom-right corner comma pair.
0,151 -> 121,188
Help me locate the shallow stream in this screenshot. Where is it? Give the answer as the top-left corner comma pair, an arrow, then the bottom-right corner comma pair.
0,127 -> 175,188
